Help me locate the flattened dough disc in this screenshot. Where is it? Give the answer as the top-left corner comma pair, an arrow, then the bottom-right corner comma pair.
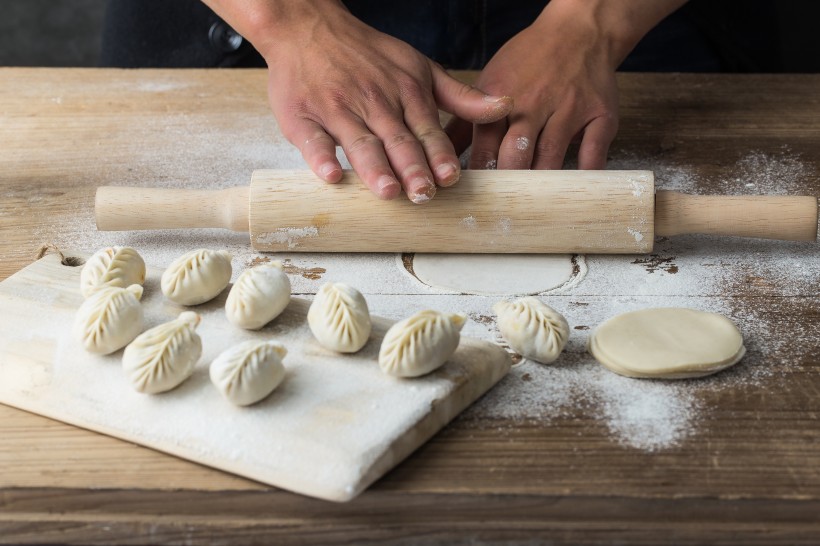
589,308 -> 746,379
409,254 -> 574,296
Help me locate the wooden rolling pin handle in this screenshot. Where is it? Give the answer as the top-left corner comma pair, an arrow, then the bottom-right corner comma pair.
95,186 -> 250,232
655,191 -> 818,241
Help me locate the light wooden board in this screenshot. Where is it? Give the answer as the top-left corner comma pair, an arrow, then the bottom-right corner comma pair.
0,251 -> 510,502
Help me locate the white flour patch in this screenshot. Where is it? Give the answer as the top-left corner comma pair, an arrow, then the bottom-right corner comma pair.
627,228 -> 644,243
255,227 -> 319,249
630,180 -> 647,197
515,136 -> 530,151
461,215 -> 477,230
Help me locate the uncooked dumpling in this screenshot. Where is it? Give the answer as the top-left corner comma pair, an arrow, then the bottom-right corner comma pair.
225,261 -> 291,330
73,285 -> 144,355
80,246 -> 146,298
307,282 -> 371,353
161,249 -> 232,305
123,311 -> 202,394
589,307 -> 746,379
210,340 -> 287,406
493,297 -> 569,364
379,310 -> 466,378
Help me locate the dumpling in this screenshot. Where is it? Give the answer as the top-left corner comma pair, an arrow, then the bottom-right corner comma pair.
378,310 -> 466,378
493,297 -> 569,364
73,284 -> 144,354
307,282 -> 371,353
80,246 -> 146,298
122,311 -> 202,394
210,340 -> 287,406
161,249 -> 232,305
225,261 -> 291,329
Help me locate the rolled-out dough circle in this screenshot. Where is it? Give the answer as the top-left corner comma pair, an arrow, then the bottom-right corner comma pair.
408,254 -> 575,296
589,307 -> 745,379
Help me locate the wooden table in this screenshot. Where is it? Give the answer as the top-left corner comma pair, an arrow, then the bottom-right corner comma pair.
1,68 -> 819,544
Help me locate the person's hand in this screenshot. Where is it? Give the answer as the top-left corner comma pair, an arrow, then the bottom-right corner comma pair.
204,1 -> 512,202
446,0 -> 687,170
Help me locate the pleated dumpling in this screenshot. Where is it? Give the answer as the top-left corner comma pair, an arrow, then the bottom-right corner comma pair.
122,311 -> 202,394
378,310 -> 466,378
161,249 -> 232,305
493,297 -> 569,364
80,246 -> 146,298
307,282 -> 371,353
73,284 -> 144,354
225,261 -> 291,330
210,340 -> 288,406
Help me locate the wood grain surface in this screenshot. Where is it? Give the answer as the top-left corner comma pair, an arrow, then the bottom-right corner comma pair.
1,68 -> 820,544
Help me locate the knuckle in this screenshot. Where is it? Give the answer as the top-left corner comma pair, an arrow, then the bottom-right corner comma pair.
383,132 -> 418,152
536,138 -> 563,158
344,133 -> 381,156
414,125 -> 446,146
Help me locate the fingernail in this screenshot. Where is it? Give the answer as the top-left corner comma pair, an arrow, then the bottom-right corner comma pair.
434,163 -> 459,186
484,95 -> 511,104
319,162 -> 339,180
409,182 -> 436,204
376,175 -> 400,199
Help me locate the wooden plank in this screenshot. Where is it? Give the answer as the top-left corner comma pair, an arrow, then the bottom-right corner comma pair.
1,68 -> 820,542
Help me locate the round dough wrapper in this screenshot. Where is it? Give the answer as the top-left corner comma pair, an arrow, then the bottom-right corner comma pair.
589,307 -> 745,379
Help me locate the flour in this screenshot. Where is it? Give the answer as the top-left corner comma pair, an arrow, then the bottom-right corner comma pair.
41,122 -> 819,455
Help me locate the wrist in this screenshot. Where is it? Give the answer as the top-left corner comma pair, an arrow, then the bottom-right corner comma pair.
537,0 -> 688,69
202,0 -> 348,60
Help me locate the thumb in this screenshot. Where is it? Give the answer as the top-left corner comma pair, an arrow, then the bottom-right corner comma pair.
430,62 -> 513,125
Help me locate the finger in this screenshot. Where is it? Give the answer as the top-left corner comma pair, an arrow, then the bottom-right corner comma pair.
404,100 -> 461,187
532,113 -> 575,170
497,121 -> 537,170
286,119 -> 343,183
331,118 -> 402,200
468,118 -> 507,170
430,62 -> 513,125
577,116 -> 618,170
444,116 -> 473,157
372,118 -> 438,203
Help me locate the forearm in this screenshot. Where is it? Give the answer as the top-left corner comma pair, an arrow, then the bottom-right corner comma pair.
537,0 -> 689,68
200,0 -> 348,59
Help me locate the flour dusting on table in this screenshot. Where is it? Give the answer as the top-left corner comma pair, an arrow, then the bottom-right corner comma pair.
42,135 -> 820,453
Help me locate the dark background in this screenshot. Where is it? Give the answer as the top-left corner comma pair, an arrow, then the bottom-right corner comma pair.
0,0 -> 818,72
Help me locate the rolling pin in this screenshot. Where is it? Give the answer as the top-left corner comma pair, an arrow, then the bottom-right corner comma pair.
95,170 -> 818,254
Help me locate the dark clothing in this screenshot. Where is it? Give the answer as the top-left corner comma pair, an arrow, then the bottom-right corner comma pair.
101,0 -> 770,73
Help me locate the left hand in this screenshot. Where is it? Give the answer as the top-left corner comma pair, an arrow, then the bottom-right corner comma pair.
445,1 -> 627,170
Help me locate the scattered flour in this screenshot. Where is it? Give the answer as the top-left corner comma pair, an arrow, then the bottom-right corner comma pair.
40,120 -> 819,454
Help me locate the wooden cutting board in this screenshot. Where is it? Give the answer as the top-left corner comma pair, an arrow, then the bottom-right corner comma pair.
0,251 -> 510,502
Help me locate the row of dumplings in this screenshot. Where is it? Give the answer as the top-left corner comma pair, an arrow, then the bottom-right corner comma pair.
73,247 -> 487,406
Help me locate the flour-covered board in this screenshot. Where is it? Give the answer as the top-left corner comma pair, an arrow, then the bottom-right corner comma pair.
0,252 -> 510,501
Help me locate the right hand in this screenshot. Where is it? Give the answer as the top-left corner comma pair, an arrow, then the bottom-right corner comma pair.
253,2 -> 513,203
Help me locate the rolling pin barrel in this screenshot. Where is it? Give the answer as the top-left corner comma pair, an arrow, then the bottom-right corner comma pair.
95,186 -> 250,232
94,170 -> 818,253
